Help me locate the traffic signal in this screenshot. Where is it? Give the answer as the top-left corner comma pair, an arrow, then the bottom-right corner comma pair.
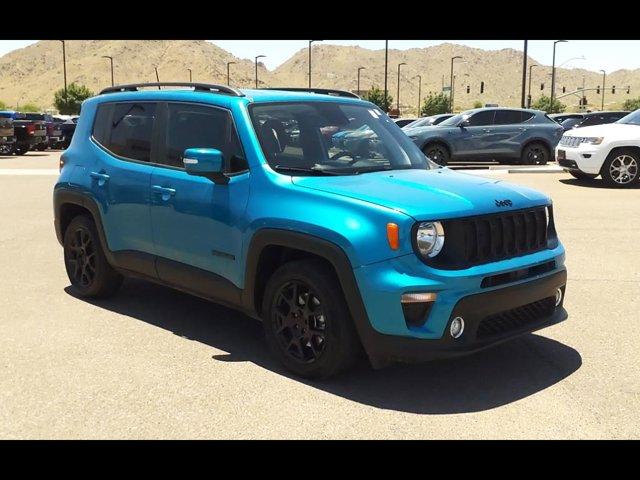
480,81 -> 484,94
581,96 -> 587,106
562,86 -> 566,93
596,85 -> 600,94
612,85 -> 616,94
540,83 -> 544,91
627,86 -> 631,94
466,85 -> 470,94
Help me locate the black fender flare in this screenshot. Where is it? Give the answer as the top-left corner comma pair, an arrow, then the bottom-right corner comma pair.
242,228 -> 387,367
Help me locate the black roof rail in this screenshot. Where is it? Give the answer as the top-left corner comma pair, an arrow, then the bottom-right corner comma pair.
260,87 -> 360,99
99,82 -> 244,97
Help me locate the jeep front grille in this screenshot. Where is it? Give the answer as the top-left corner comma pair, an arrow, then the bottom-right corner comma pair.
559,136 -> 584,147
422,206 -> 553,270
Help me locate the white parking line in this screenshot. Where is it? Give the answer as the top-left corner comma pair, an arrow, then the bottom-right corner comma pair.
0,169 -> 59,176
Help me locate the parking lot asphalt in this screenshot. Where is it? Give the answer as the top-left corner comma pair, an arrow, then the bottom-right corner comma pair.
1,151 -> 639,439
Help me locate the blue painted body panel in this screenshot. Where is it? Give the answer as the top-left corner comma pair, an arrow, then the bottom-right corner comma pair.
55,88 -> 567,341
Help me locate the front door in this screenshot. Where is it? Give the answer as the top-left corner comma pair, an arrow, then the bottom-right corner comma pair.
451,109 -> 496,159
149,102 -> 250,288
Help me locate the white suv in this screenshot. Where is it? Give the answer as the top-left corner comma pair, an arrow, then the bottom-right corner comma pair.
556,109 -> 640,187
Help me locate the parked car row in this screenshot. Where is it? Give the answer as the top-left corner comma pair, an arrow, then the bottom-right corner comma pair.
549,111 -> 629,131
0,110 -> 77,155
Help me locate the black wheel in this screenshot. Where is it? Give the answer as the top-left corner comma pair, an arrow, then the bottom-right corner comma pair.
568,170 -> 598,181
36,144 -> 46,151
0,145 -> 14,155
601,149 -> 640,188
262,259 -> 360,379
14,146 -> 27,155
63,215 -> 123,298
422,142 -> 450,166
521,142 -> 549,165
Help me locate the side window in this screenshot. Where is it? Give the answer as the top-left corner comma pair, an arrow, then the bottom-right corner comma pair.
92,104 -> 112,145
494,110 -> 524,125
104,102 -> 157,162
521,112 -> 535,122
466,110 -> 495,126
164,103 -> 247,172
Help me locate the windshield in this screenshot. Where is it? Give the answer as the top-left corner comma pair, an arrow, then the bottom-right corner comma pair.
617,110 -> 640,126
405,117 -> 434,129
249,102 -> 433,175
438,113 -> 465,127
561,117 -> 582,130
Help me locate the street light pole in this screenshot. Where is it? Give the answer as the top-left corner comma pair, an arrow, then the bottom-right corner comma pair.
521,40 -> 528,108
600,69 -> 606,111
227,61 -> 236,86
255,55 -> 266,89
416,75 -> 422,116
357,66 -> 366,94
101,55 -> 114,87
550,40 -> 567,112
527,64 -> 538,108
59,40 -> 67,98
449,55 -> 462,113
396,62 -> 406,114
384,40 -> 389,112
308,40 -> 321,88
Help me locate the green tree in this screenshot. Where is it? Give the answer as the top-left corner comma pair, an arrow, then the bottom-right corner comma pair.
0,100 -> 6,110
473,100 -> 483,109
54,83 -> 94,115
19,103 -> 40,112
362,86 -> 393,112
419,92 -> 450,116
531,94 -> 566,114
622,97 -> 640,111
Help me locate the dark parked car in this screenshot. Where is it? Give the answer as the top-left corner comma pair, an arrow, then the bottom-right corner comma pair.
394,118 -> 418,128
558,111 -> 630,132
549,113 -> 582,124
12,112 -> 48,155
0,111 -> 16,155
402,114 -> 454,130
20,113 -> 49,151
405,108 -> 564,165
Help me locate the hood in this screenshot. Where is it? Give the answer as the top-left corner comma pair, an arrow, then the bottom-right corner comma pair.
291,168 -> 550,220
567,122 -> 640,138
404,125 -> 447,137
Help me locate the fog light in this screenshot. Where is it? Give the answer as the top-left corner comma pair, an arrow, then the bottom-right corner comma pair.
555,288 -> 563,307
450,317 -> 464,339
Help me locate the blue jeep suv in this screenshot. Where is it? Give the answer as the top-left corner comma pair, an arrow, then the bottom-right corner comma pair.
406,107 -> 564,166
54,83 -> 568,378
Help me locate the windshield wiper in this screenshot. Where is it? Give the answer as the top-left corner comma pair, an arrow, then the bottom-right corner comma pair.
272,165 -> 345,176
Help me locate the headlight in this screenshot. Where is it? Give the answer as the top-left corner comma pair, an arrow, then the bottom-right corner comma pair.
582,137 -> 604,145
416,221 -> 445,258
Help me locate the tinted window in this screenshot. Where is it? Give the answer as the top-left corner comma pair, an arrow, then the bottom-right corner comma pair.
521,112 -> 535,122
466,110 -> 495,126
561,118 -> 582,129
102,103 -> 157,162
164,103 -> 246,172
92,104 -> 112,146
580,115 -> 604,126
494,110 -> 523,125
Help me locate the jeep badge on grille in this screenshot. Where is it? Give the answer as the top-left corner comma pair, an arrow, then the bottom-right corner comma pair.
495,199 -> 513,207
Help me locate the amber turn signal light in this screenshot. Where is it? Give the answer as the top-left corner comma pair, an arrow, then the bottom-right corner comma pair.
386,223 -> 399,250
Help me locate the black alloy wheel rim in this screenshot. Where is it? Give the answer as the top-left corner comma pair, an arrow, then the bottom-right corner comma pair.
66,227 -> 96,287
527,146 -> 546,164
272,281 -> 327,363
426,146 -> 447,165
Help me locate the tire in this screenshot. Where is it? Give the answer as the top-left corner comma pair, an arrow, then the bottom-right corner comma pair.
521,142 -> 549,165
0,145 -> 14,155
601,149 -> 640,188
14,146 -> 27,155
262,259 -> 360,379
422,142 -> 450,166
36,144 -> 46,151
568,170 -> 598,181
63,215 -> 123,298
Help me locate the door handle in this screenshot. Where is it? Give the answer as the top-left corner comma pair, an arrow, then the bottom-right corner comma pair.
483,129 -> 492,133
90,171 -> 110,186
151,185 -> 176,198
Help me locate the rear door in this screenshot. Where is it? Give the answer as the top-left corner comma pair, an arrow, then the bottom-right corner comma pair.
452,109 -> 496,158
492,110 -> 530,157
89,101 -> 158,276
149,102 -> 250,287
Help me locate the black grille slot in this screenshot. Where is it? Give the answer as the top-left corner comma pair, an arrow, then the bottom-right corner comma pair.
424,206 -> 551,269
476,297 -> 556,339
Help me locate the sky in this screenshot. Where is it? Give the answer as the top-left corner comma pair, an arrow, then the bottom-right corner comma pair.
1,40 -> 638,73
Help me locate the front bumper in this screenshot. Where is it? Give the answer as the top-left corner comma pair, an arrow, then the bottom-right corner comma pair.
555,143 -> 608,175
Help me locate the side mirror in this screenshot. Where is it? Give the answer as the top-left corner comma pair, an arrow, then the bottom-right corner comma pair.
183,148 -> 228,184
458,119 -> 470,128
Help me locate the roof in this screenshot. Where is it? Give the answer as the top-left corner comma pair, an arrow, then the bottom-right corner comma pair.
460,107 -> 544,115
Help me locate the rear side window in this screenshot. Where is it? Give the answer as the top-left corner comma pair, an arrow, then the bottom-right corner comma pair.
163,103 -> 247,172
93,102 -> 157,162
467,110 -> 495,126
494,110 -> 524,125
521,112 -> 535,122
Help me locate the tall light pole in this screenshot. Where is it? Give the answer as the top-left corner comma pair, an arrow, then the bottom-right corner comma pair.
308,40 -> 321,88
600,69 -> 606,111
101,55 -> 114,87
59,40 -> 67,98
521,40 -> 528,108
187,68 -> 192,83
384,40 -> 389,112
396,62 -> 406,114
550,40 -> 568,112
449,55 -> 463,113
527,64 -> 538,108
226,61 -> 236,86
416,75 -> 422,116
255,55 -> 266,89
154,66 -> 160,89
357,66 -> 366,94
